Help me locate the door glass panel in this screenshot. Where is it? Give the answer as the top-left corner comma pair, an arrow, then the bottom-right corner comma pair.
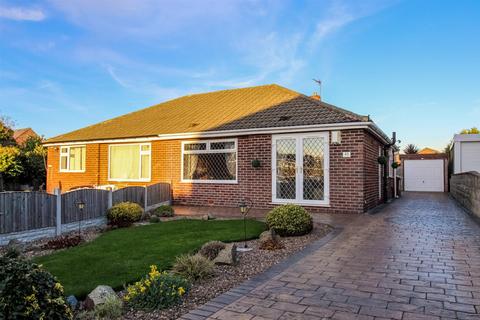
303,137 -> 325,200
276,139 -> 296,200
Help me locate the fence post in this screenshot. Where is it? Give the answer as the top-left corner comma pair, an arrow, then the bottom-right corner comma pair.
107,189 -> 113,209
144,186 -> 148,211
54,188 -> 62,236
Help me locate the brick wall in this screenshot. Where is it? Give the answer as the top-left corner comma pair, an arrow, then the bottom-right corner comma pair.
328,129 -> 365,214
451,172 -> 480,219
46,129 -> 387,214
161,135 -> 272,209
46,142 -> 166,192
363,131 -> 384,210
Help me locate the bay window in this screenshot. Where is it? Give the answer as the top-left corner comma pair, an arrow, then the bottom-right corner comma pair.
182,139 -> 237,183
109,143 -> 151,181
59,146 -> 86,172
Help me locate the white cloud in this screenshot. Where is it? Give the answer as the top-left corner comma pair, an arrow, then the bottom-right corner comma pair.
47,0 -> 259,38
0,6 -> 46,21
102,63 -> 206,101
104,65 -> 131,89
208,31 -> 306,88
309,0 -> 397,49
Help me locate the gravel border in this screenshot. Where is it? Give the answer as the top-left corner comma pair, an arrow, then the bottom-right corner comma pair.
123,224 -> 335,320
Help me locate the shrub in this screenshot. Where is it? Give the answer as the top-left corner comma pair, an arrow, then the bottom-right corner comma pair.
152,205 -> 174,217
124,265 -> 189,311
149,216 -> 160,223
107,202 -> 143,227
94,295 -> 123,319
43,234 -> 84,250
0,251 -> 73,319
266,204 -> 313,236
198,241 -> 225,260
172,254 -> 214,281
259,238 -> 285,250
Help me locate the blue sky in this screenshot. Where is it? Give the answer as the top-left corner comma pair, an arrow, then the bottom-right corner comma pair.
1,0 -> 479,151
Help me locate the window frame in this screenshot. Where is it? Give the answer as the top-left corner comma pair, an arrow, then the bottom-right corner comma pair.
271,132 -> 330,206
59,145 -> 86,173
108,143 -> 152,182
181,138 -> 238,184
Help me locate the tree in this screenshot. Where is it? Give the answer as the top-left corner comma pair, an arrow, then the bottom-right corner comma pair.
0,116 -> 15,146
0,146 -> 23,191
460,127 -> 480,134
443,140 -> 453,154
403,144 -> 419,154
18,136 -> 46,189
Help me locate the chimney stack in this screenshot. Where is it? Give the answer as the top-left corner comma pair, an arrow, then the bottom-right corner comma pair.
311,92 -> 321,101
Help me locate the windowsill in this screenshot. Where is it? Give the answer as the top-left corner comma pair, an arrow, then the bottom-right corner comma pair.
59,170 -> 86,173
270,200 -> 331,207
108,178 -> 151,182
181,179 -> 238,184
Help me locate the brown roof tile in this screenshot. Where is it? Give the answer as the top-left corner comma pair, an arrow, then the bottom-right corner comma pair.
45,84 -> 368,143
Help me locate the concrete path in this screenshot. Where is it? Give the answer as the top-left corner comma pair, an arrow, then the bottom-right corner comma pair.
182,193 -> 480,320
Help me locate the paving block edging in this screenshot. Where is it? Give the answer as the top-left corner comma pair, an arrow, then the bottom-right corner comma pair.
179,227 -> 343,320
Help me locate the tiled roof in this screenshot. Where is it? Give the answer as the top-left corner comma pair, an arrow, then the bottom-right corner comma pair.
418,147 -> 440,154
13,128 -> 38,145
46,84 -> 370,143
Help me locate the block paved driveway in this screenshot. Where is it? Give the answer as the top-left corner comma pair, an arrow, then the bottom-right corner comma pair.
191,193 -> 480,320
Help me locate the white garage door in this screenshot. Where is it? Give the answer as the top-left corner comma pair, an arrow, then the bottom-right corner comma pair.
461,142 -> 480,173
404,159 -> 444,192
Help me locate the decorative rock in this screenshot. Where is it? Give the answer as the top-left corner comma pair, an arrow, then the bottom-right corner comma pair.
259,229 -> 279,242
213,243 -> 237,265
66,295 -> 78,310
202,213 -> 215,220
6,239 -> 25,253
84,285 -> 117,310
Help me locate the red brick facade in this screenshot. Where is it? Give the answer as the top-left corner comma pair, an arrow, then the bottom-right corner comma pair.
47,129 -> 387,214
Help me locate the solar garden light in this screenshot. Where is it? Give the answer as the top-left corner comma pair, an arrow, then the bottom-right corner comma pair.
237,199 -> 253,252
75,199 -> 85,236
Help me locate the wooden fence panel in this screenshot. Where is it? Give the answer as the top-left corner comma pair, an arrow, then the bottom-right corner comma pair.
0,192 -> 56,234
61,189 -> 109,224
147,183 -> 171,206
113,187 -> 145,207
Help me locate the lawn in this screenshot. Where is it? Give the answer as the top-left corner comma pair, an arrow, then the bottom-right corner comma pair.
35,219 -> 266,298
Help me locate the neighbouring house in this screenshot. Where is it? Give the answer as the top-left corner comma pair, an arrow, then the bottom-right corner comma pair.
418,147 -> 440,154
13,128 -> 39,145
452,134 -> 480,174
44,84 -> 395,214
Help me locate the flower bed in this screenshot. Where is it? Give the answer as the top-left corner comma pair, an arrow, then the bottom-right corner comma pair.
124,223 -> 332,320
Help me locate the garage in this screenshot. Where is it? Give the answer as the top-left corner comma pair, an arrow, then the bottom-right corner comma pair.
400,152 -> 448,192
404,159 -> 444,192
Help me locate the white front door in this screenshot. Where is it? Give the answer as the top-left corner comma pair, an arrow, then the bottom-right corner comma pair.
272,132 -> 330,206
404,159 -> 444,192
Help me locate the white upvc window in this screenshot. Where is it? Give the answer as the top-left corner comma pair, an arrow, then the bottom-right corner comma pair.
108,143 -> 151,182
59,145 -> 86,172
181,139 -> 237,183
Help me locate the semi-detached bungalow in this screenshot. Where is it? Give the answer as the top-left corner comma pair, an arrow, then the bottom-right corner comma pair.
44,84 -> 395,214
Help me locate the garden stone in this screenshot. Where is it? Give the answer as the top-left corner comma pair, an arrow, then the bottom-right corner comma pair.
66,295 -> 78,310
213,243 -> 237,265
84,285 -> 117,310
202,213 -> 215,220
6,239 -> 25,253
259,229 -> 279,242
